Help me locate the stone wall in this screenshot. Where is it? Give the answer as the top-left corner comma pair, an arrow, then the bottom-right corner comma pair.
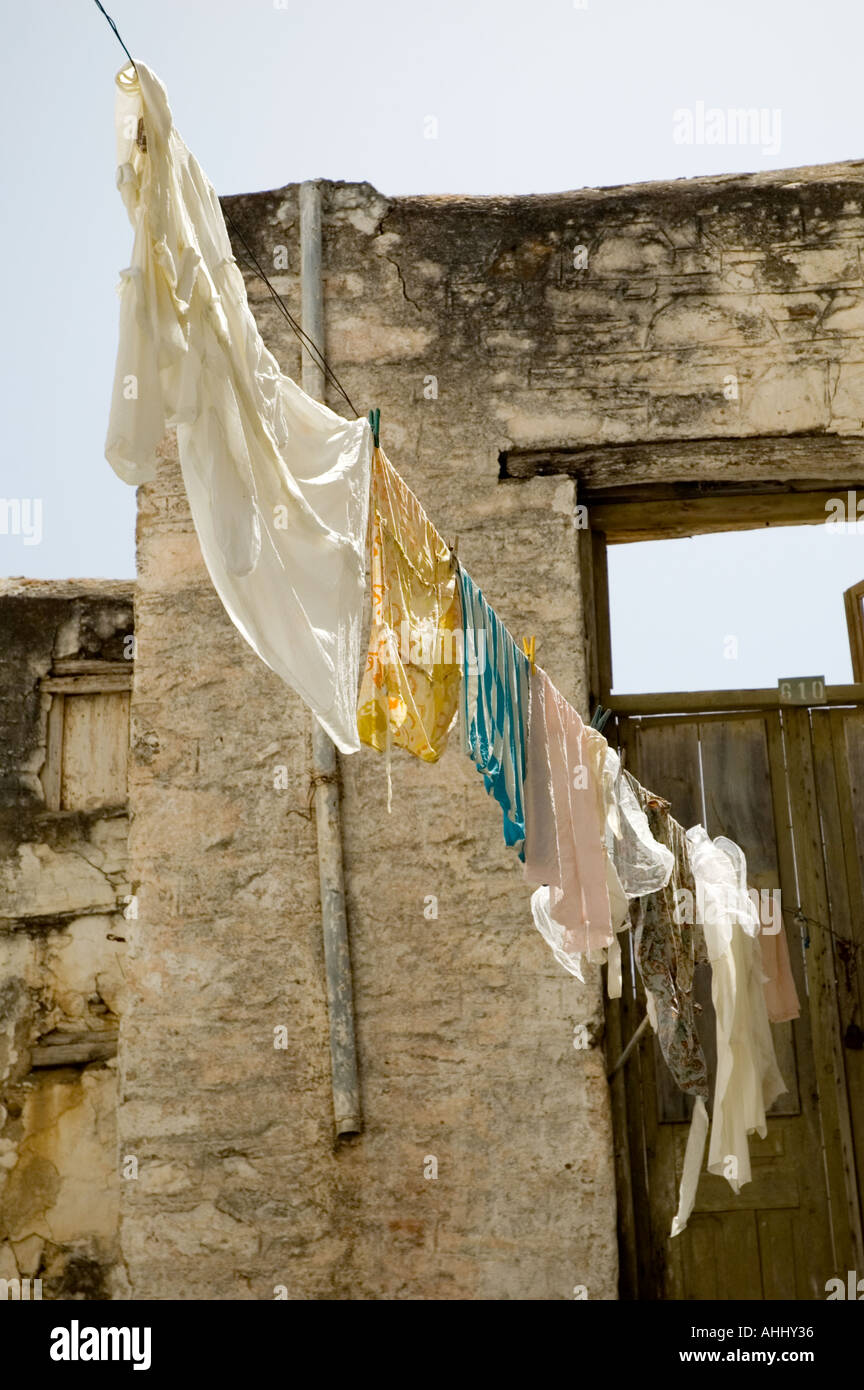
121,158 -> 864,1299
0,581 -> 133,1299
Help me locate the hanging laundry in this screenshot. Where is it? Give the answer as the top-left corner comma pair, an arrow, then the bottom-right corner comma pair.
578,729 -> 631,933
356,449 -> 461,762
605,856 -> 631,934
104,63 -> 372,754
522,668 -> 613,957
674,827 -> 786,1236
529,885 -> 587,982
630,794 -> 709,1105
602,752 -> 674,896
456,567 -> 530,856
760,922 -> 801,1023
596,753 -> 673,995
529,869 -> 628,986
528,864 -> 629,984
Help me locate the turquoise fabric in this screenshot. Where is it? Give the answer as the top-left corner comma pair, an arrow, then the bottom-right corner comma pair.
456,566 -> 530,858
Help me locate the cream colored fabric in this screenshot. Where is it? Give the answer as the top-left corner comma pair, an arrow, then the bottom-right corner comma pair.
708,834 -> 786,1189
105,64 -> 372,753
673,827 -> 786,1236
670,1098 -> 709,1238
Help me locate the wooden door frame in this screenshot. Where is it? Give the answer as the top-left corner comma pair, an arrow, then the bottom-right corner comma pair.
613,702 -> 864,1297
500,430 -> 864,712
845,579 -> 864,682
568,458 -> 864,1297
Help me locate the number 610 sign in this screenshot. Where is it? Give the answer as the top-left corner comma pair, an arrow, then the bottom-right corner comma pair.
778,675 -> 827,705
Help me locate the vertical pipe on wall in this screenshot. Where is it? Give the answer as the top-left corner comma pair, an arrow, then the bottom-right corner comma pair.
299,180 -> 363,1138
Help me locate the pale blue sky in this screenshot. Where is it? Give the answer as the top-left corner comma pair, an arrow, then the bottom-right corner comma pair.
1,0 -> 862,689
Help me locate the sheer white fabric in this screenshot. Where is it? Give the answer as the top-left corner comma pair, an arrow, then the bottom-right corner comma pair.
602,749 -> 674,896
530,886 -> 586,982
530,862 -> 629,989
105,64 -> 372,753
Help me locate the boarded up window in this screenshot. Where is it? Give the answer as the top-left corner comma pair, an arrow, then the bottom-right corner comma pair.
60,692 -> 130,810
41,689 -> 131,811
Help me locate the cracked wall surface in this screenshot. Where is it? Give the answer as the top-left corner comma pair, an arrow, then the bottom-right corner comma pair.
0,582 -> 133,1299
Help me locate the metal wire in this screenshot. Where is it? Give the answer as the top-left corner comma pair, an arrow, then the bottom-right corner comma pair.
92,1 -> 360,419
220,205 -> 360,418
92,0 -> 135,68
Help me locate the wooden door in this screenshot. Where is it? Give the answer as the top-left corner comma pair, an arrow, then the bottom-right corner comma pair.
608,703 -> 864,1300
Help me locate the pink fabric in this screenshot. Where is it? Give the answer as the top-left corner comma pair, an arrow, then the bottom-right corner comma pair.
523,669 -> 613,954
760,922 -> 800,1023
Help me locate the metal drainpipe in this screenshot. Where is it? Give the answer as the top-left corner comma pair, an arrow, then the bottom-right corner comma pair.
299,179 -> 363,1138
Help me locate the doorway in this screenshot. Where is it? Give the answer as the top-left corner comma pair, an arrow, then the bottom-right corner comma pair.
605,697 -> 864,1299
569,465 -> 864,1299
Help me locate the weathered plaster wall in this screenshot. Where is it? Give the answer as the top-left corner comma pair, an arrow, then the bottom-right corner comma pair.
125,445 -> 601,1300
234,161 -> 864,469
0,582 -> 132,1299
122,161 -> 864,1300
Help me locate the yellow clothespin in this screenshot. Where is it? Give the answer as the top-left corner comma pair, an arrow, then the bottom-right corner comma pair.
522,635 -> 536,673
451,535 -> 459,560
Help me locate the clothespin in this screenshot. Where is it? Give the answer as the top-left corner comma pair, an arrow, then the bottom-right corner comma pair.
368,408 -> 381,448
590,704 -> 612,734
522,636 -> 536,674
451,535 -> 459,561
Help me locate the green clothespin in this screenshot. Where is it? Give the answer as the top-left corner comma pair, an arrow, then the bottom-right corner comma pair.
368,408 -> 380,448
590,704 -> 612,734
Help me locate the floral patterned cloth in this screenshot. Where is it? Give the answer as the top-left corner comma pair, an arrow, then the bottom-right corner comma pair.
630,788 -> 709,1102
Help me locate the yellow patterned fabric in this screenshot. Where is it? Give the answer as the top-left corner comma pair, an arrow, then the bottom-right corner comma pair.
357,449 -> 461,762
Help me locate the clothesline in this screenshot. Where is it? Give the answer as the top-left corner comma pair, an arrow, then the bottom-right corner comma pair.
782,902 -> 860,961
221,205 -> 361,418
99,54 -> 804,1245
93,1 -> 134,70
92,0 -> 361,421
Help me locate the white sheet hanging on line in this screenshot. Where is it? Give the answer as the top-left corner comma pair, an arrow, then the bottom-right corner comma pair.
671,827 -> 786,1236
705,834 -> 787,1186
104,63 -> 373,754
